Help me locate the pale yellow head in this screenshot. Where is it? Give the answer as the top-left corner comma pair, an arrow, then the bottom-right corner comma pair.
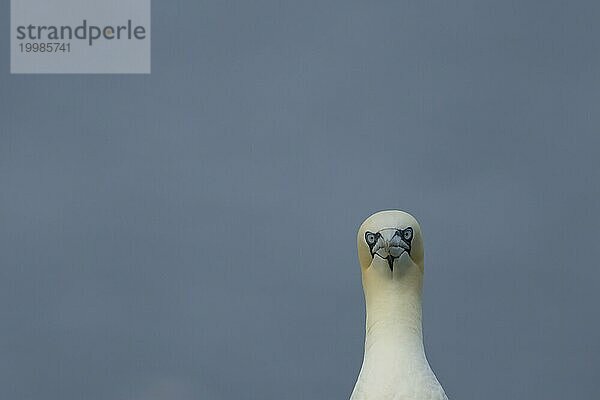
357,210 -> 424,275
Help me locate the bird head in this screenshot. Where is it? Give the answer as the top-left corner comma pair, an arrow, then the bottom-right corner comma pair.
357,210 -> 424,274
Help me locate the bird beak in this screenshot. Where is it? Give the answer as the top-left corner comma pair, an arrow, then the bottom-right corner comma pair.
369,229 -> 411,271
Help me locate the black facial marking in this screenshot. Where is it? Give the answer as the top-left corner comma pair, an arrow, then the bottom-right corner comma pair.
386,256 -> 394,270
365,231 -> 379,253
365,227 -> 413,271
401,227 -> 413,248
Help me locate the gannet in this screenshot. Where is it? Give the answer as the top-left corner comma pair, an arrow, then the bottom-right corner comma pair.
350,210 -> 448,400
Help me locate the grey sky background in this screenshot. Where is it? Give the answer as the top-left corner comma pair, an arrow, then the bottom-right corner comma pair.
1,1 -> 599,399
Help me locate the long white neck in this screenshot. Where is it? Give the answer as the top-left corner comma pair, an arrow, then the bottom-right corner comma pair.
350,263 -> 446,400
364,265 -> 425,364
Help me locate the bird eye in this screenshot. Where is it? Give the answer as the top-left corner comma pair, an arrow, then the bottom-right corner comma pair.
365,232 -> 376,244
403,228 -> 413,240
